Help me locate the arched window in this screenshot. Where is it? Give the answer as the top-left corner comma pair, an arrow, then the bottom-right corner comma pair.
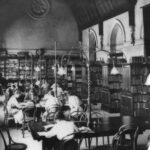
110,23 -> 125,53
89,29 -> 97,62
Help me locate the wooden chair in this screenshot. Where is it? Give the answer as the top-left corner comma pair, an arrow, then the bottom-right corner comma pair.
22,102 -> 36,138
60,132 -> 78,150
112,124 -> 139,150
70,110 -> 87,122
46,105 -> 60,122
0,128 -> 27,150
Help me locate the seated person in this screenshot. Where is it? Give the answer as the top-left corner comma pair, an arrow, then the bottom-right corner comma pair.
0,84 -> 5,104
42,91 -> 60,121
38,106 -> 78,150
7,90 -> 23,124
51,83 -> 63,98
67,91 -> 83,118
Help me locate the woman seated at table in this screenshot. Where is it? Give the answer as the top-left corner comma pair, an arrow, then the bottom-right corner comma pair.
7,89 -> 24,124
0,84 -> 5,104
67,91 -> 83,118
38,106 -> 78,150
42,91 -> 60,121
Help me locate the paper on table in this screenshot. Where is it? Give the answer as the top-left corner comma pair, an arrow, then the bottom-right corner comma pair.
44,124 -> 55,131
37,131 -> 46,136
78,126 -> 94,133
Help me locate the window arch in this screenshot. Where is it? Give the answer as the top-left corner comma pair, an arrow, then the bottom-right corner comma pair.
110,22 -> 125,53
89,29 -> 97,62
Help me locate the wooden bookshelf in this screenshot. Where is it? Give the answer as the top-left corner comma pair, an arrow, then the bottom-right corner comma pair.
90,61 -> 103,103
131,56 -> 150,117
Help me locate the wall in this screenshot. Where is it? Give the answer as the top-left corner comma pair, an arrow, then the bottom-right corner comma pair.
82,0 -> 149,63
0,0 -> 79,53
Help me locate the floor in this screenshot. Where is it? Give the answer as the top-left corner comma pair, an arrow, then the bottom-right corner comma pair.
0,124 -> 149,150
0,107 -> 149,150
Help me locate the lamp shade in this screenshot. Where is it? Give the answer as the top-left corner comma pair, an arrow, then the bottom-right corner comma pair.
34,66 -> 40,72
52,65 -> 55,70
71,65 -> 75,72
25,66 -> 29,70
58,67 -> 66,75
110,66 -> 120,75
35,80 -> 40,86
145,73 -> 150,86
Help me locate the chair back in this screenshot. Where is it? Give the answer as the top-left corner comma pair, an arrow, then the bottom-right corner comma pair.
0,127 -> 14,149
46,105 -> 60,122
63,139 -> 78,150
0,127 -> 27,150
22,102 -> 36,138
0,128 -> 7,148
60,132 -> 78,150
22,101 -> 36,121
112,124 -> 139,150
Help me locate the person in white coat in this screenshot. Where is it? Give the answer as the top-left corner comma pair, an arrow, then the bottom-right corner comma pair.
7,90 -> 23,124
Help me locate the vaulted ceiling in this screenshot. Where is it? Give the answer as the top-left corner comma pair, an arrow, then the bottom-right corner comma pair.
66,0 -> 137,29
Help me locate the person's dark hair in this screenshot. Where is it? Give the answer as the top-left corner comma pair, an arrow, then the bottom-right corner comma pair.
60,105 -> 70,112
0,84 -> 3,95
68,90 -> 76,95
55,111 -> 65,120
55,106 -> 71,120
13,84 -> 16,89
51,91 -> 55,96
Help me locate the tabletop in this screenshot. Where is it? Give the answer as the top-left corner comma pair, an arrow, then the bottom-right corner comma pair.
29,115 -> 150,141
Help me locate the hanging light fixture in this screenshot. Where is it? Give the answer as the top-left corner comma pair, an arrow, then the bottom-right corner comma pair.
145,73 -> 150,86
25,66 -> 30,71
41,65 -> 44,70
110,59 -> 120,75
34,65 -> 40,72
57,66 -> 66,75
20,75 -> 24,79
57,53 -> 68,76
52,65 -> 55,70
110,66 -> 120,75
71,65 -> 75,72
19,66 -> 22,69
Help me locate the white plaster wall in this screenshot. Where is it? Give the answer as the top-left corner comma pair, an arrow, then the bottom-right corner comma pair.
82,0 -> 150,63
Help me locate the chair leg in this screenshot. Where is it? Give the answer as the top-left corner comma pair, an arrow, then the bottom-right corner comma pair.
102,136 -> 105,145
96,137 -> 98,146
21,122 -> 26,138
84,138 -> 88,147
88,138 -> 92,150
107,136 -> 110,145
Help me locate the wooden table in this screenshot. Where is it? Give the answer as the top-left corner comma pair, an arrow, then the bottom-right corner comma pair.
29,116 -> 150,150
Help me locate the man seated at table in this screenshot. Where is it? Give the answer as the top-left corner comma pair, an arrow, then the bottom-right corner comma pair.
38,106 -> 78,150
